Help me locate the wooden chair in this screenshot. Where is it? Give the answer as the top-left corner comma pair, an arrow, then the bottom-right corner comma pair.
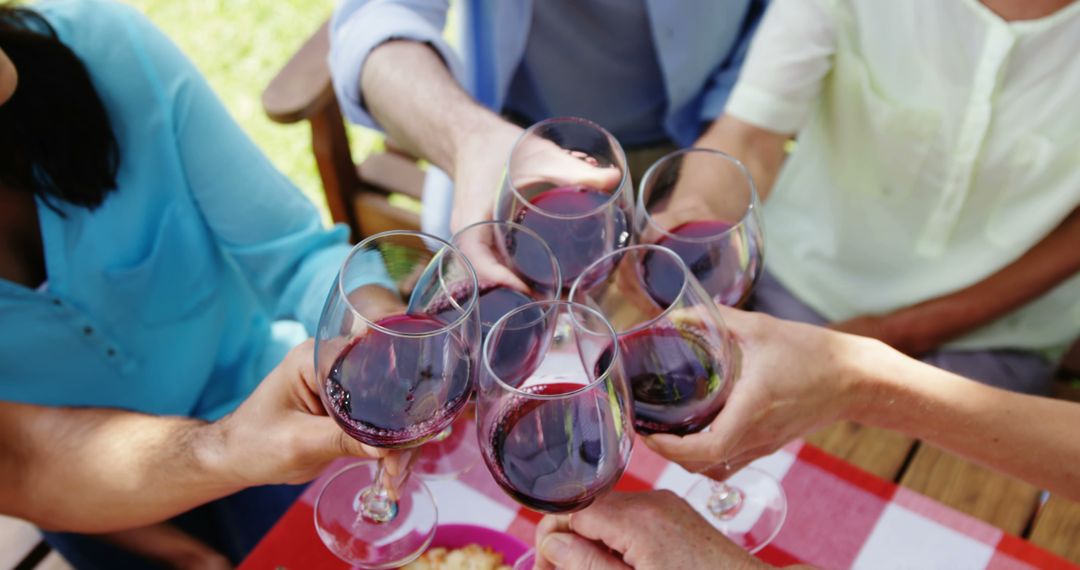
261,21 -> 425,240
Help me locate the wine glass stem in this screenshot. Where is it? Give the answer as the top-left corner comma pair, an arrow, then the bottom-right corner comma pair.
357,458 -> 398,524
707,481 -> 744,520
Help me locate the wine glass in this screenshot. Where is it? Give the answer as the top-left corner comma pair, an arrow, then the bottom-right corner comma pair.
495,117 -> 634,290
636,148 -> 764,307
513,549 -> 537,570
478,300 -> 634,514
313,231 -> 481,569
570,244 -> 786,553
414,221 -> 563,479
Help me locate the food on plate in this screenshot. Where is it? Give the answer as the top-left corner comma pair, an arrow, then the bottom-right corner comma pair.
403,544 -> 513,570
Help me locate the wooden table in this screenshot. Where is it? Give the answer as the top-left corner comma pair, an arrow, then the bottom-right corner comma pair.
807,421 -> 1080,564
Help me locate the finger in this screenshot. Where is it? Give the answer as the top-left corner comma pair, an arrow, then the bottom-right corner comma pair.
324,421 -> 386,461
642,431 -> 733,467
539,532 -> 630,570
534,515 -> 572,570
285,416 -> 386,480
456,228 -> 530,293
553,492 -> 655,554
383,449 -> 417,478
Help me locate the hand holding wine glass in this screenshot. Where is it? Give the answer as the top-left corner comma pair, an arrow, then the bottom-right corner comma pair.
532,491 -> 773,570
496,118 -> 634,289
450,118 -> 622,234
570,244 -> 786,553
313,231 -> 481,569
644,306 -> 865,477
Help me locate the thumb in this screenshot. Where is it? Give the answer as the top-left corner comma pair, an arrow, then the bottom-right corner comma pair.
540,533 -> 629,570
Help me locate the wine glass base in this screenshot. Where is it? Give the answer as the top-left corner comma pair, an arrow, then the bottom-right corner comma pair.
513,548 -> 537,570
412,404 -> 480,480
684,466 -> 787,554
314,461 -> 438,569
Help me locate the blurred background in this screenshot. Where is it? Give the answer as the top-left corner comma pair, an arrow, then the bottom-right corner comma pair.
125,0 -> 387,221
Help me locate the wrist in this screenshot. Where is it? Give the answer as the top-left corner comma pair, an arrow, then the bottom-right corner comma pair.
449,108 -> 516,178
192,415 -> 251,490
840,336 -> 907,426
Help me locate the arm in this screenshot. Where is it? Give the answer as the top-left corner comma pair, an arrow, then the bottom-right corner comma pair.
120,4 -> 392,334
681,0 -> 835,203
0,341 -> 383,533
359,39 -> 519,232
850,336 -> 1080,499
645,308 -> 1080,501
832,206 -> 1080,355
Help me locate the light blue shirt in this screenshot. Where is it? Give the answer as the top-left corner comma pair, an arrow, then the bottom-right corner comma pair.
331,0 -> 763,148
504,0 -> 668,146
0,0 -> 389,420
329,0 -> 765,238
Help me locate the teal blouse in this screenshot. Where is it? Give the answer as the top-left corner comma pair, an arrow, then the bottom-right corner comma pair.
0,0 -> 384,419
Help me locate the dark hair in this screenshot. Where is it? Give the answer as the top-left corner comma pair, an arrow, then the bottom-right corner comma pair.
0,4 -> 119,211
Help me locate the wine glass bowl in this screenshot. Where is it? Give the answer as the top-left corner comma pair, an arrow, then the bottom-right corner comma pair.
496,117 -> 634,289
569,244 -> 735,435
478,300 -> 634,514
313,231 -> 481,568
637,148 -> 764,307
449,220 -> 562,338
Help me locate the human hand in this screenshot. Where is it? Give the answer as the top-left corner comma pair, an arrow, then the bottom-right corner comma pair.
452,221 -> 533,294
644,307 -> 881,479
214,340 -> 387,487
533,491 -> 770,570
450,119 -> 622,234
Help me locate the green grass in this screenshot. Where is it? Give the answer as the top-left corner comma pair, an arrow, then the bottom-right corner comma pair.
123,0 -> 385,222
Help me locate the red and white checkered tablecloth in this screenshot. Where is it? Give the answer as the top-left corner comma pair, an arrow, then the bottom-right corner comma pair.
240,437 -> 1077,570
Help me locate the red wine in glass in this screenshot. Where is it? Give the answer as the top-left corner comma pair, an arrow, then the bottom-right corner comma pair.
325,314 -> 472,448
431,283 -> 535,338
512,185 -> 629,288
596,326 -> 731,435
648,220 -> 759,307
485,382 -> 620,513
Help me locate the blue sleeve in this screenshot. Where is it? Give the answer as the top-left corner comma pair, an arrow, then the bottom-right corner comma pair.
118,5 -> 393,333
698,0 -> 769,123
329,0 -> 465,128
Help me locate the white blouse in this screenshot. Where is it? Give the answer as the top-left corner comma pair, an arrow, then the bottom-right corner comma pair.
727,0 -> 1080,354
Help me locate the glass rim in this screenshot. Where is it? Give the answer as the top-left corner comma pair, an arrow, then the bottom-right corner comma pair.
337,230 -> 480,339
569,244 -> 693,336
482,299 -> 620,400
450,220 -> 564,301
637,147 -> 760,243
505,116 -> 631,221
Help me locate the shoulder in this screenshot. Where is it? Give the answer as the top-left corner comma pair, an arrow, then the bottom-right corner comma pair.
34,0 -> 153,50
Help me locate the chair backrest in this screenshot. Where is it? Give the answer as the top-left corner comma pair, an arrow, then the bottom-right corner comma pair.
262,20 -> 423,240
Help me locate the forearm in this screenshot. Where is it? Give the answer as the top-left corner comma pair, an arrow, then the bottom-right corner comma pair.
360,40 -> 509,178
849,343 -> 1080,500
695,114 -> 790,201
0,402 -> 241,533
883,207 -> 1080,352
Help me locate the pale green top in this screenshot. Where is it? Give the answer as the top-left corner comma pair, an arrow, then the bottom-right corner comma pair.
727,0 -> 1080,355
